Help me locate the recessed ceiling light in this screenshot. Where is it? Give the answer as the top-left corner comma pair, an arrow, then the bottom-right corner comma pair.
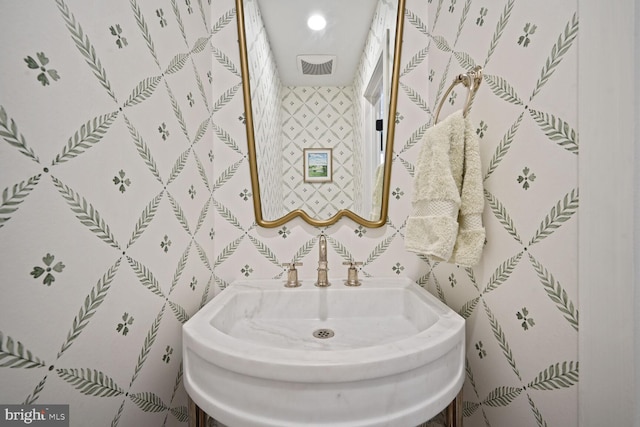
307,14 -> 326,31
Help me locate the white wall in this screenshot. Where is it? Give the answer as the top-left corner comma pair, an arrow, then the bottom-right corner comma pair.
578,0 -> 638,425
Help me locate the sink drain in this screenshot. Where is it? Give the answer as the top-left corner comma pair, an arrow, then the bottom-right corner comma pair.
312,328 -> 335,339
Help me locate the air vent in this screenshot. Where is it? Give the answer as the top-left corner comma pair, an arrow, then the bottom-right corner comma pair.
297,55 -> 336,76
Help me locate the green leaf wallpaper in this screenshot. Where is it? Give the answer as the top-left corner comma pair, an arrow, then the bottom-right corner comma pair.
0,1 -> 577,427
1,1 -> 214,426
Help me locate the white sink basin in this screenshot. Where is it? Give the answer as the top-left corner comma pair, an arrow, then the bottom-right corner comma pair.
183,277 -> 465,427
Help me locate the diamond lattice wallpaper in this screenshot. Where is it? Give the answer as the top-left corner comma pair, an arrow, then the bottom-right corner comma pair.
281,85 -> 357,219
1,0 -> 578,426
1,1 -> 215,426
243,0 -> 283,220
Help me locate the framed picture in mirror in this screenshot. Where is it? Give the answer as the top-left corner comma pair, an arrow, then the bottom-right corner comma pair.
303,148 -> 333,183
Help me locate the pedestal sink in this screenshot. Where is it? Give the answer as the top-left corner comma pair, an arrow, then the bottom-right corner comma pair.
182,277 -> 465,427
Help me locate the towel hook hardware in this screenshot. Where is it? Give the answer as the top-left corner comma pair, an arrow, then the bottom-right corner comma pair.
434,66 -> 483,124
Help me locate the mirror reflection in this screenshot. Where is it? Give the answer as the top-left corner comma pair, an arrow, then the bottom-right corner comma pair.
237,0 -> 404,227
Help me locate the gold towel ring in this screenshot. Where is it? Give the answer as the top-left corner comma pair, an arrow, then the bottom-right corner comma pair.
434,66 -> 483,124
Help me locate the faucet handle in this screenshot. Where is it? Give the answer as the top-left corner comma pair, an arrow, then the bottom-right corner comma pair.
282,262 -> 302,287
342,261 -> 363,287
342,261 -> 363,267
283,262 -> 303,268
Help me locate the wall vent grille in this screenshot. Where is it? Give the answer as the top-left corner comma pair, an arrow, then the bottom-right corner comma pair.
297,55 -> 336,76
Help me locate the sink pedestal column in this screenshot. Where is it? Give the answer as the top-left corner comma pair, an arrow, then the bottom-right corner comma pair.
188,396 -> 210,427
445,389 -> 463,427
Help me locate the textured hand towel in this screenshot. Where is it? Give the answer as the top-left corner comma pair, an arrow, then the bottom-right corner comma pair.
405,111 -> 466,261
405,110 -> 485,266
449,114 -> 485,266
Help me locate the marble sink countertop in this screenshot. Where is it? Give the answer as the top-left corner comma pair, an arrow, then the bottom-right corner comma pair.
185,276 -> 464,383
183,276 -> 466,426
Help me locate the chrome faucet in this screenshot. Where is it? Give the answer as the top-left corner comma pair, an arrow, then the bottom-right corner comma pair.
315,234 -> 330,287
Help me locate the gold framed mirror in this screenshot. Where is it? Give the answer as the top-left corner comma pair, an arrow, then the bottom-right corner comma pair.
236,0 -> 405,228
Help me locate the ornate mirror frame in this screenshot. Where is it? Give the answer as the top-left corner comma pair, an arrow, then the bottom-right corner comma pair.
235,0 -> 406,228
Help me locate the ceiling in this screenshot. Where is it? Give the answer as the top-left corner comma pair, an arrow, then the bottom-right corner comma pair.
254,0 -> 379,86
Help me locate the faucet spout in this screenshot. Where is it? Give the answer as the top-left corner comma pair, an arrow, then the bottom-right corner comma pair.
316,235 -> 330,287
319,234 -> 327,262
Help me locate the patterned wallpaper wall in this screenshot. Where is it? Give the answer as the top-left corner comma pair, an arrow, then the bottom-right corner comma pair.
213,0 -> 579,427
281,85 -> 357,219
419,1 -> 579,425
0,0 -> 578,426
0,1 -> 215,426
243,0 -> 284,220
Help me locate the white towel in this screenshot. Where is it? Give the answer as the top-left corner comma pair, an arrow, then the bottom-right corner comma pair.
405,110 -> 485,266
450,114 -> 485,266
405,111 -> 465,261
